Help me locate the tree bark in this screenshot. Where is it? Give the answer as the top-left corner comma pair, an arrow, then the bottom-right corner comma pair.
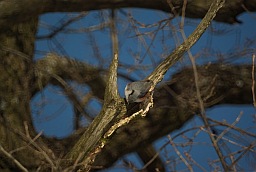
0,18 -> 42,170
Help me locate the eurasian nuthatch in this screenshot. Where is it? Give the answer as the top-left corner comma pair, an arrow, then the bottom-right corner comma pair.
125,80 -> 153,104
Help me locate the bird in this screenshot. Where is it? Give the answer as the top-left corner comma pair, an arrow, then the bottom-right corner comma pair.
125,80 -> 153,104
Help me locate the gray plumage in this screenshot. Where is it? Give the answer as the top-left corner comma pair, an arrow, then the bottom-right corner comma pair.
125,80 -> 153,103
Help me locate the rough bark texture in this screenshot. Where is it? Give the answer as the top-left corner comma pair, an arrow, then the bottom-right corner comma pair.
0,17 -> 42,170
0,0 -> 255,171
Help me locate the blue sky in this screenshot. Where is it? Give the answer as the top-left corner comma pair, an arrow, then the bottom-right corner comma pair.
33,9 -> 256,171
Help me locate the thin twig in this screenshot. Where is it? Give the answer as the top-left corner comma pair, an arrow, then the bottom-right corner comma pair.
184,152 -> 208,172
10,131 -> 43,154
111,9 -> 119,60
229,143 -> 255,169
37,12 -> 88,39
208,118 -> 256,138
147,0 -> 226,85
220,136 -> 256,152
168,135 -> 193,172
142,125 -> 207,170
52,74 -> 94,121
252,54 -> 256,107
127,12 -> 157,67
0,144 -> 28,172
69,152 -> 83,172
216,112 -> 243,143
141,152 -> 160,170
179,0 -> 228,170
23,122 -> 57,171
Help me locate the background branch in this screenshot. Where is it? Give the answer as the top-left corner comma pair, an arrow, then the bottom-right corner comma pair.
1,0 -> 256,30
34,53 -> 106,99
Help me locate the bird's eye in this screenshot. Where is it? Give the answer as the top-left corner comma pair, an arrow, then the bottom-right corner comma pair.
128,90 -> 134,97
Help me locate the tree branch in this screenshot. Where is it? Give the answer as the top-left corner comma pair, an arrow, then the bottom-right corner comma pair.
34,53 -> 106,99
64,11 -> 126,171
0,144 -> 28,172
90,63 -> 254,169
147,0 -> 225,85
0,0 -> 255,30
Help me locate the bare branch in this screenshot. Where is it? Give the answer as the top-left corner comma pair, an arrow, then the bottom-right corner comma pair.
179,1 -> 228,169
1,0 -> 255,30
168,135 -> 193,171
105,9 -> 119,102
34,53 -> 106,99
0,144 -> 29,172
252,54 -> 256,107
147,0 -> 225,85
138,144 -> 166,172
52,74 -> 94,121
37,12 -> 88,39
64,11 -> 126,171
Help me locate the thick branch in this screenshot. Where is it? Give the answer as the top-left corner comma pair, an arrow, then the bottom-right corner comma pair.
148,0 -> 225,85
64,13 -> 126,171
90,63 -> 254,169
0,0 -> 256,31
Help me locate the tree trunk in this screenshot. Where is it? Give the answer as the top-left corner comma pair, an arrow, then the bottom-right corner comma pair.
0,18 -> 41,170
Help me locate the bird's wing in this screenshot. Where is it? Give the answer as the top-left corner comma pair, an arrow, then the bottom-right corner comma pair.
137,81 -> 153,98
